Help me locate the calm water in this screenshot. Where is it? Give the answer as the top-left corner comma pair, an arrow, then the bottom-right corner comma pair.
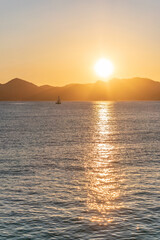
0,101 -> 160,240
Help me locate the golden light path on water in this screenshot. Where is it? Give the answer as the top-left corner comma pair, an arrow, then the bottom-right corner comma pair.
85,102 -> 124,225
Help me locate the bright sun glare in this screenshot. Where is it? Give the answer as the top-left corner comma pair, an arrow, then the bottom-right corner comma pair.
94,58 -> 114,78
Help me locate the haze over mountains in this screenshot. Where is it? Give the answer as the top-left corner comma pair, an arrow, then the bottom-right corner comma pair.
0,77 -> 160,101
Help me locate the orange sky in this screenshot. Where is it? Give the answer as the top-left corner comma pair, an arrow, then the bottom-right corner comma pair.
0,0 -> 160,86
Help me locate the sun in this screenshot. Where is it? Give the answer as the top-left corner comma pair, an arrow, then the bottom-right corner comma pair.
94,58 -> 114,78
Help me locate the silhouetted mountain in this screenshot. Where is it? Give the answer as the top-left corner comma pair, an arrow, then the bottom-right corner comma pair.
0,77 -> 160,101
0,78 -> 39,100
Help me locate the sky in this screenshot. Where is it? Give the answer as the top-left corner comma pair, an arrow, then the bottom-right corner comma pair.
0,0 -> 160,86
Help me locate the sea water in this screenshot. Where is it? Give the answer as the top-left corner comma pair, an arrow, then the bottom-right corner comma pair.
0,101 -> 159,239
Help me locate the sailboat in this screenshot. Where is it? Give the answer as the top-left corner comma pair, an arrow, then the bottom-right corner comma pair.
56,96 -> 61,104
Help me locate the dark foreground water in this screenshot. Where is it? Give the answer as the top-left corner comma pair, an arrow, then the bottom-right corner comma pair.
0,101 -> 160,240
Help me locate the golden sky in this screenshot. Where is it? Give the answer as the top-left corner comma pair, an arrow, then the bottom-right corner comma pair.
0,0 -> 160,86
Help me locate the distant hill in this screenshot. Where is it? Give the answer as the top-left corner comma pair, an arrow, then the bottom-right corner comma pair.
0,77 -> 160,101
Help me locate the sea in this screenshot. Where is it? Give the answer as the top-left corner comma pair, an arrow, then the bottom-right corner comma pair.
0,101 -> 159,240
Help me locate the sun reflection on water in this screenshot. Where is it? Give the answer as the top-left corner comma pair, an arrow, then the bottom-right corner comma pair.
85,102 -> 123,225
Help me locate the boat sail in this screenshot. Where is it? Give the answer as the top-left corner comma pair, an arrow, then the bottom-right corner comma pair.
56,96 -> 61,104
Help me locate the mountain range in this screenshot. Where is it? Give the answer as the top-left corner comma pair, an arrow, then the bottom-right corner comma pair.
0,77 -> 160,101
